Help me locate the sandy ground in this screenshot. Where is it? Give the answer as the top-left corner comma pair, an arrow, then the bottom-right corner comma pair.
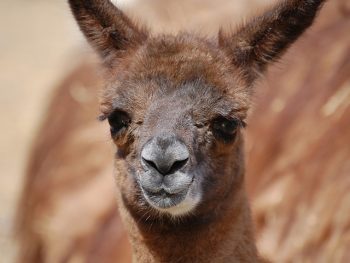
0,1 -> 83,261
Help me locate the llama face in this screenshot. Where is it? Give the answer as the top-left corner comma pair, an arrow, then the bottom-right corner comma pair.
69,0 -> 325,220
101,35 -> 249,217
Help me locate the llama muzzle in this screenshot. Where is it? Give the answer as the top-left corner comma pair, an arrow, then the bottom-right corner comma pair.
138,133 -> 200,214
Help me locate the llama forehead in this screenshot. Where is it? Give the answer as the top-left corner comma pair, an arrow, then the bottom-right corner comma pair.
143,82 -> 224,128
108,76 -> 249,124
136,35 -> 237,86
143,35 -> 218,63
102,35 -> 250,118
107,34 -> 240,90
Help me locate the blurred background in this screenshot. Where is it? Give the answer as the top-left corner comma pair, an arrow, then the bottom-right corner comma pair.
0,1 -> 78,261
1,0 -> 349,262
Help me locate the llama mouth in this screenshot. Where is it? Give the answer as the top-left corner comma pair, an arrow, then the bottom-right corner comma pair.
142,188 -> 188,209
137,169 -> 195,210
137,170 -> 198,214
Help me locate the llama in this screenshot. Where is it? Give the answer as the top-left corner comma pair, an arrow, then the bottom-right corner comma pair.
63,0 -> 326,262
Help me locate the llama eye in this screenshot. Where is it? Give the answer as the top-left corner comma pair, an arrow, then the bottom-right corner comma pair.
212,117 -> 240,141
107,110 -> 131,137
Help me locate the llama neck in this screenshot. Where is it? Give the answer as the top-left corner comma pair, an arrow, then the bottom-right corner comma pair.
119,188 -> 260,263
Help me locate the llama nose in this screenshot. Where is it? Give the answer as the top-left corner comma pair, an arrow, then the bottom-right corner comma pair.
141,135 -> 189,175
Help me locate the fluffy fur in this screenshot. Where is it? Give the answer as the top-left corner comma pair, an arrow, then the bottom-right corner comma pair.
66,0 -> 326,262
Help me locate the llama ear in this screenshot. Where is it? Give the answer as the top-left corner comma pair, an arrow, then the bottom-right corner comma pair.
219,0 -> 325,83
68,0 -> 147,64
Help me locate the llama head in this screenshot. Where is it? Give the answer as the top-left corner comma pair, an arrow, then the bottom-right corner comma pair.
69,0 -> 324,219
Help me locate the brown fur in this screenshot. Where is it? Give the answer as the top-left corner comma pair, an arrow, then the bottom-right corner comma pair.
67,0 -> 325,262
15,0 -> 335,262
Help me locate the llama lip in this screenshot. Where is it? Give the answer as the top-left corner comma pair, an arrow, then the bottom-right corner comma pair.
138,169 -> 193,193
142,187 -> 188,209
138,170 -> 193,209
138,170 -> 194,209
140,179 -> 191,195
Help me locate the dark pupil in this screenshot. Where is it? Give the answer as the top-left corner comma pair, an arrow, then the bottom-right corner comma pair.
213,117 -> 239,140
108,111 -> 129,136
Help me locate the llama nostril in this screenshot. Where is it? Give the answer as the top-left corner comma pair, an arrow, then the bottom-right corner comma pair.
142,157 -> 158,171
168,158 -> 188,174
142,155 -> 188,175
141,136 -> 189,175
